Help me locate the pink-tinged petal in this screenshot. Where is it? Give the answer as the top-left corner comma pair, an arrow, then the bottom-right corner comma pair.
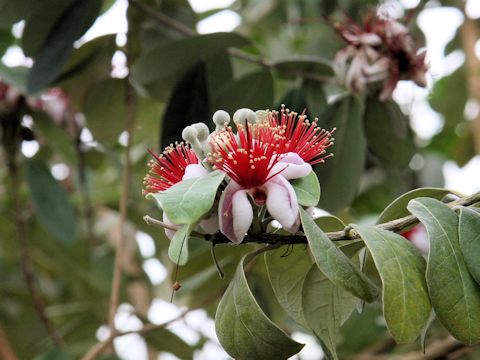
265,176 -> 300,233
200,213 -> 219,234
182,163 -> 208,180
269,152 -> 312,180
219,181 -> 253,244
163,212 -> 178,240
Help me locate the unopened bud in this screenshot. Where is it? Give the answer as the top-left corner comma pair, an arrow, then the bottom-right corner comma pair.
233,108 -> 256,126
213,110 -> 230,131
192,122 -> 210,142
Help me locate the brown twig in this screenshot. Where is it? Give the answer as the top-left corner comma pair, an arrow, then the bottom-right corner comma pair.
128,0 -> 337,84
189,191 -> 480,245
0,324 -> 19,360
81,307 -> 193,360
107,75 -> 137,332
128,0 -> 194,36
460,11 -> 480,154
1,113 -> 64,346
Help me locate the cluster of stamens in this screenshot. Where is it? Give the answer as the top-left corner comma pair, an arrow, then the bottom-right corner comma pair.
208,122 -> 281,189
267,106 -> 335,165
143,142 -> 198,193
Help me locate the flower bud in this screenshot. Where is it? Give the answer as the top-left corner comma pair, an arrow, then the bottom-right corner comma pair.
233,108 -> 256,126
212,110 -> 230,131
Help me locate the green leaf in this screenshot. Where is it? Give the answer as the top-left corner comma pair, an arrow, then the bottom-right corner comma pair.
377,187 -> 452,224
26,160 -> 76,244
315,96 -> 366,212
168,223 -> 194,265
302,264 -> 357,360
314,215 -> 345,232
351,225 -> 431,343
33,347 -> 73,360
0,63 -> 29,92
273,56 -> 334,80
0,0 -> 41,29
144,327 -> 194,359
215,253 -> 304,359
299,208 -> 379,302
212,70 -> 274,115
27,0 -> 102,93
364,98 -> 415,168
133,32 -> 249,97
161,61 -> 210,148
33,112 -> 77,164
149,171 -> 225,224
264,245 -> 313,328
459,207 -> 480,285
22,0 -> 76,57
407,198 -> 480,344
84,78 -> 127,143
291,170 -> 321,207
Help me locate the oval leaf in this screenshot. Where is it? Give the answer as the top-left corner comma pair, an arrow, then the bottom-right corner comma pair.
302,264 -> 357,360
315,96 -> 366,212
377,187 -> 452,224
407,198 -> 480,344
264,245 -> 313,328
149,170 -> 225,225
299,208 -> 379,302
364,98 -> 415,168
168,223 -> 195,266
291,170 -> 321,207
133,33 -> 249,88
352,225 -> 431,343
27,0 -> 102,93
26,159 -> 76,244
215,253 -> 304,359
459,207 -> 480,285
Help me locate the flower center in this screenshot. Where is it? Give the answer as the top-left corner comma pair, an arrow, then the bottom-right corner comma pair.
250,187 -> 267,206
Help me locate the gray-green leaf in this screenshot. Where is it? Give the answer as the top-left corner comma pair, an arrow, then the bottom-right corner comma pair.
377,187 -> 452,224
408,198 -> 480,344
149,170 -> 225,225
302,264 -> 357,360
168,223 -> 195,265
26,160 -> 76,244
352,225 -> 431,343
459,207 -> 480,285
291,170 -> 321,207
264,245 -> 313,328
215,253 -> 304,360
299,208 -> 379,302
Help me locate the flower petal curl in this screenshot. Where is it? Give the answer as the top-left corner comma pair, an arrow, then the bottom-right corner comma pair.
265,175 -> 300,233
269,152 -> 312,180
219,181 -> 253,243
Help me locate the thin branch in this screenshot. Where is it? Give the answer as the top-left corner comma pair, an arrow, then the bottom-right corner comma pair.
198,191 -> 480,245
81,308 -> 193,360
460,11 -> 480,154
75,137 -> 95,245
0,323 -> 19,360
128,0 -> 194,36
107,76 -> 136,332
128,0 -> 338,84
1,113 -> 64,346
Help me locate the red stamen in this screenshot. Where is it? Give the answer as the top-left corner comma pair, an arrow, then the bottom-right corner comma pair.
267,106 -> 335,165
208,122 -> 281,189
143,143 -> 199,193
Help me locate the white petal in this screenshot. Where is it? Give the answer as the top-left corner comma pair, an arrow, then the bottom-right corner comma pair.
265,176 -> 300,233
232,190 -> 253,243
200,213 -> 219,234
269,152 -> 312,180
219,181 -> 252,243
163,212 -> 178,240
182,163 -> 208,180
